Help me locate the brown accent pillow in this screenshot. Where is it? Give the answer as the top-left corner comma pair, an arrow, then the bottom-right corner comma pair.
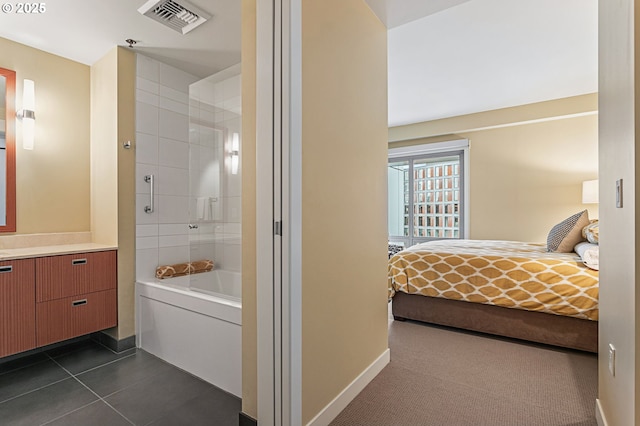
547,210 -> 590,252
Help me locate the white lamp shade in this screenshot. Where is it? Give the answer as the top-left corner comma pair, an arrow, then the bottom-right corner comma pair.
582,179 -> 598,204
231,132 -> 239,175
21,79 -> 35,150
23,79 -> 35,111
22,117 -> 35,150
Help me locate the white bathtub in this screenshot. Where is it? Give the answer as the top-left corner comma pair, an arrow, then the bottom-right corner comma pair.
136,270 -> 241,397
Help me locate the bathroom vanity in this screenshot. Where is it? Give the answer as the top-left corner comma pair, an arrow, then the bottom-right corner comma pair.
0,245 -> 117,358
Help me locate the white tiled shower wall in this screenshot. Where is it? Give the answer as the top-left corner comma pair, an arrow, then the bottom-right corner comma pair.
135,54 -> 242,281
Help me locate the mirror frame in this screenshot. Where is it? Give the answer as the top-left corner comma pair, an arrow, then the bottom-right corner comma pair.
0,67 -> 16,233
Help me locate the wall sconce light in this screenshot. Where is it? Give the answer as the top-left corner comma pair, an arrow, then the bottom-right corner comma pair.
582,179 -> 599,204
16,79 -> 35,150
231,132 -> 239,175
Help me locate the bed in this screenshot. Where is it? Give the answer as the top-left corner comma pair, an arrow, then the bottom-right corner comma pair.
388,239 -> 599,352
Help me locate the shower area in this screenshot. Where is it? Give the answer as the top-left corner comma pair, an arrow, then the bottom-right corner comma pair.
134,53 -> 242,397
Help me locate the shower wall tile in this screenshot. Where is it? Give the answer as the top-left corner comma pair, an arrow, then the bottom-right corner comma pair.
159,110 -> 189,143
158,166 -> 189,196
224,197 -> 241,223
160,86 -> 189,104
159,138 -> 189,169
136,102 -> 159,136
213,245 -> 226,270
224,223 -> 241,235
159,234 -> 189,248
137,77 -> 159,94
190,243 -> 216,263
137,236 -> 159,250
137,55 -> 159,83
159,97 -> 189,116
136,89 -> 159,107
159,224 -> 189,236
136,133 -> 158,166
137,248 -> 159,281
137,224 -> 159,238
159,246 -> 190,266
225,166 -> 241,198
158,195 -> 189,224
223,244 -> 242,272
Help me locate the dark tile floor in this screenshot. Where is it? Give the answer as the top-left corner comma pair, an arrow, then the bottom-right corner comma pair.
0,339 -> 241,426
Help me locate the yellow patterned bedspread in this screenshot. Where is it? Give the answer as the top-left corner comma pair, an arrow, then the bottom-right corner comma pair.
388,240 -> 599,321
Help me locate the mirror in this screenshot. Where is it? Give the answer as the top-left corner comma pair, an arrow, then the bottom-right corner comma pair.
0,68 -> 16,232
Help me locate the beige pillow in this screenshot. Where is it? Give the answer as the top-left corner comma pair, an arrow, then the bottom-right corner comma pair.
582,220 -> 599,244
547,210 -> 590,252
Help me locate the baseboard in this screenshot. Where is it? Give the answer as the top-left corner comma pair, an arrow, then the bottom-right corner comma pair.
92,331 -> 136,353
306,348 -> 390,426
238,411 -> 257,426
595,399 -> 609,426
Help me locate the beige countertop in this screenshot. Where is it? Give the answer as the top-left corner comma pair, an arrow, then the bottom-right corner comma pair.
0,243 -> 117,261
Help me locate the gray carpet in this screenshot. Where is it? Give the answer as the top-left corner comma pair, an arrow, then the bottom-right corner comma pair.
331,320 -> 597,426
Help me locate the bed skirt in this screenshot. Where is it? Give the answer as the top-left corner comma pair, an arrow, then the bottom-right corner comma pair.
392,292 -> 597,353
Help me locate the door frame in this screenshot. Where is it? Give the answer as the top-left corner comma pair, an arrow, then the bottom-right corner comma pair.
256,1 -> 302,425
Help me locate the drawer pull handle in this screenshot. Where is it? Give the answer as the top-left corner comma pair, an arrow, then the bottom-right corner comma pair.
72,299 -> 88,307
72,259 -> 87,265
0,266 -> 12,273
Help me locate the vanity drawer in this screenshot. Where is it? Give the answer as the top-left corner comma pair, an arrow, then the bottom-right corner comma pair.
36,289 -> 117,347
36,250 -> 116,302
0,258 -> 36,358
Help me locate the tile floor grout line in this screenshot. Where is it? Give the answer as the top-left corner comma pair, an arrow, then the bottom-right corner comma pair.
0,356 -> 50,378
38,400 -> 107,426
59,350 -> 139,377
0,376 -> 72,405
48,355 -> 137,426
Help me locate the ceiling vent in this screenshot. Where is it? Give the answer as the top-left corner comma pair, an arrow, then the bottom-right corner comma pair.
138,0 -> 211,35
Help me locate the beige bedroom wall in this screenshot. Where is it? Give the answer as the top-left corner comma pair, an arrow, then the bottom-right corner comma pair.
241,0 -> 258,418
302,0 -> 389,423
596,0 -> 638,424
90,47 -> 136,340
390,97 -> 599,243
0,37 -> 91,234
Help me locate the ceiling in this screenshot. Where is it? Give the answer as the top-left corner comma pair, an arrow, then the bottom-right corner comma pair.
0,0 -> 241,78
0,0 -> 597,127
384,0 -> 598,126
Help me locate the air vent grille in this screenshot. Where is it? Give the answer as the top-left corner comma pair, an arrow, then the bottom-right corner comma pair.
138,0 -> 211,35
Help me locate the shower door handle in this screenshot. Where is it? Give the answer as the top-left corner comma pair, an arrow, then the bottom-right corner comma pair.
144,174 -> 154,214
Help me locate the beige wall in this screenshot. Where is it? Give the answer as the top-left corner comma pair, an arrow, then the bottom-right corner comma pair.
241,0 -> 258,418
0,37 -> 90,234
90,47 -> 136,340
597,1 -> 638,424
390,96 -> 599,243
302,0 -> 389,423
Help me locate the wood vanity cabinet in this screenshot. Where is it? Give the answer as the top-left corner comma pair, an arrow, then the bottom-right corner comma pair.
0,259 -> 36,358
0,250 -> 117,358
35,251 -> 117,347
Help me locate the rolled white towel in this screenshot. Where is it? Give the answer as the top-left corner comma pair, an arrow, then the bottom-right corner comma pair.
582,247 -> 599,270
575,242 -> 599,270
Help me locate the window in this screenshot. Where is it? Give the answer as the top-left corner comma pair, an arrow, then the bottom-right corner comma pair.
388,140 -> 468,248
